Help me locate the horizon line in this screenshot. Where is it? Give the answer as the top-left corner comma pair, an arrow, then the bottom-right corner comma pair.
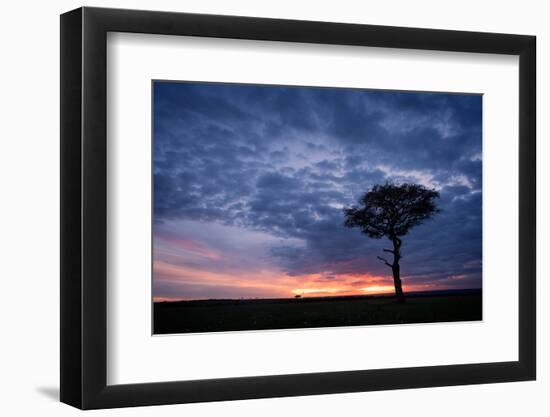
153,287 -> 482,303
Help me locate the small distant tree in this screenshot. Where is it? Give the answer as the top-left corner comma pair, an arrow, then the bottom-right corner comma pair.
343,183 -> 440,303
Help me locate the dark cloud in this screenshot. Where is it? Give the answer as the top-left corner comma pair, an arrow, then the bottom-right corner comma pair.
153,81 -> 482,289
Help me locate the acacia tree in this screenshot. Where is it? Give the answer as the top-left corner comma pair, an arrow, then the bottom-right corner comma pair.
343,183 -> 440,302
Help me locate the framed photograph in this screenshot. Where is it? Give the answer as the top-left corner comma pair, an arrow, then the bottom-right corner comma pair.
60,6 -> 536,409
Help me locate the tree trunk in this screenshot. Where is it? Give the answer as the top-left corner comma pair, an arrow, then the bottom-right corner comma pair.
392,263 -> 405,303
391,237 -> 405,303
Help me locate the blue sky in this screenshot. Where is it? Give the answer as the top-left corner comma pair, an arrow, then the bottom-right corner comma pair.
152,81 -> 482,300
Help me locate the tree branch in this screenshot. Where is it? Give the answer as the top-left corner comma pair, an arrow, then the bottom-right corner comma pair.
377,256 -> 392,268
382,248 -> 394,254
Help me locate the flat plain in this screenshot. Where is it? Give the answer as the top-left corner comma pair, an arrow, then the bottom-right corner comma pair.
153,289 -> 482,334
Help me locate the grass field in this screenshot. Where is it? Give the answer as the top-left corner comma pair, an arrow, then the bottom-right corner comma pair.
153,289 -> 482,334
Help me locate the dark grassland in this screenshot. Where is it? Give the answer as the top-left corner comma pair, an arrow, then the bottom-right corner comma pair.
153,289 -> 482,334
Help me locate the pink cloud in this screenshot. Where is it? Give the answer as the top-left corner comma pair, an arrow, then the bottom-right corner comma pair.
157,234 -> 221,260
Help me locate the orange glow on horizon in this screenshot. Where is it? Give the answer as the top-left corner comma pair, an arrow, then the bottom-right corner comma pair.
154,258 -> 418,300
360,285 -> 395,294
153,245 -> 461,301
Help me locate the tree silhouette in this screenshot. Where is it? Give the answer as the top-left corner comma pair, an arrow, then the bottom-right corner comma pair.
343,183 -> 440,302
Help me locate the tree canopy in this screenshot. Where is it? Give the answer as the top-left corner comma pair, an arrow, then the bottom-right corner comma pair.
343,183 -> 440,240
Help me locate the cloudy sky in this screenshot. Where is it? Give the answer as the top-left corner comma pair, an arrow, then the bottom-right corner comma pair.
152,81 -> 482,301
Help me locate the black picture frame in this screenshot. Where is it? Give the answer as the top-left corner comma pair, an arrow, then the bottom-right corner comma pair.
60,6 -> 536,410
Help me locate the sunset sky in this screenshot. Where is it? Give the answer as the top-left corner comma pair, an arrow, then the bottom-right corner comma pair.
153,81 -> 482,301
